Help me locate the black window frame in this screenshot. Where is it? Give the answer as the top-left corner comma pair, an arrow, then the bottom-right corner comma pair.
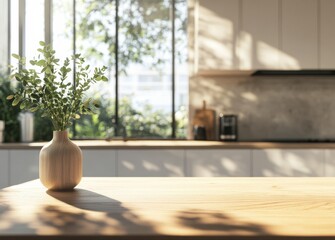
8,0 -> 186,140
71,0 -> 179,139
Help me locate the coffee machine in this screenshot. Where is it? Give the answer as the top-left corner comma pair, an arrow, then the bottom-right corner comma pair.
219,114 -> 238,141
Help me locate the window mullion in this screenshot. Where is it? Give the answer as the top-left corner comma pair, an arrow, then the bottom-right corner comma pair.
115,0 -> 119,137
45,0 -> 52,45
171,0 -> 176,138
18,0 -> 25,69
7,0 -> 11,72
72,0 -> 77,137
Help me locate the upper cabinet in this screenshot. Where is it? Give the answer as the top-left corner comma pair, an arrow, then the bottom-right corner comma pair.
190,0 -> 333,75
281,0 -> 318,69
195,0 -> 240,72
320,0 -> 335,69
240,0 -> 280,70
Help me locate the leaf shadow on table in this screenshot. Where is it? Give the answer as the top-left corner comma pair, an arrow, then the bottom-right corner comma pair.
45,188 -> 157,234
46,189 -> 270,236
0,204 -> 9,216
0,188 -> 270,237
0,200 -> 37,234
176,210 -> 270,236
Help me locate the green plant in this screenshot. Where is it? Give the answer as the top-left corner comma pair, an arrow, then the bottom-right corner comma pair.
0,71 -> 20,142
34,109 -> 53,141
7,41 -> 108,131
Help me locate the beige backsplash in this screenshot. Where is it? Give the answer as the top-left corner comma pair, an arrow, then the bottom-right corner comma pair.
189,75 -> 335,141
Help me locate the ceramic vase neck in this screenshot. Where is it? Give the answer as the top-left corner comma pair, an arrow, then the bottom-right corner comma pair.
53,131 -> 69,141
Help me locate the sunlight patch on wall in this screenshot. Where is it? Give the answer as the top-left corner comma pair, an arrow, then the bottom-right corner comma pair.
277,52 -> 301,69
198,6 -> 234,69
237,31 -> 252,70
241,92 -> 258,102
257,42 -> 280,68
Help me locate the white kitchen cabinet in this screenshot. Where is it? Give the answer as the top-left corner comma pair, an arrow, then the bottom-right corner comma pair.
252,149 -> 324,177
320,0 -> 335,69
186,149 -> 251,177
324,150 -> 335,176
191,0 -> 330,73
281,0 -> 318,69
0,150 -> 9,189
82,150 -> 116,177
240,0 -> 280,70
117,149 -> 185,177
195,0 -> 240,72
9,150 -> 39,186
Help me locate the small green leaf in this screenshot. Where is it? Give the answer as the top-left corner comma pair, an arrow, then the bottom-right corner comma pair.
20,101 -> 27,110
39,41 -> 45,46
45,67 -> 52,74
12,54 -> 20,59
92,99 -> 100,108
6,95 -> 14,100
12,97 -> 21,106
75,114 -> 81,119
36,59 -> 45,66
29,106 -> 39,112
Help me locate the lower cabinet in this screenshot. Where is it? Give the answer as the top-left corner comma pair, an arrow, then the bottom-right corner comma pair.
186,149 -> 251,177
0,150 -> 9,189
82,150 -> 116,177
10,150 -> 39,186
117,149 -> 185,177
7,149 -> 117,187
325,150 -> 335,176
4,147 -> 329,185
252,149 -> 324,177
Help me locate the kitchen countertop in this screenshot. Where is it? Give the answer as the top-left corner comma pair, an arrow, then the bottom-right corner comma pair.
1,177 -> 335,239
1,140 -> 335,149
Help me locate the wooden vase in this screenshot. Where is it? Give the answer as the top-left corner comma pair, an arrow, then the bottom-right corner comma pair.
39,130 -> 82,191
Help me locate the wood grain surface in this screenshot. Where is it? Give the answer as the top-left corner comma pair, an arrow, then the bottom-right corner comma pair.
39,131 -> 82,190
1,178 -> 335,239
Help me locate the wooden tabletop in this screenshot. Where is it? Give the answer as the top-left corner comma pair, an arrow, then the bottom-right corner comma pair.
1,177 -> 335,239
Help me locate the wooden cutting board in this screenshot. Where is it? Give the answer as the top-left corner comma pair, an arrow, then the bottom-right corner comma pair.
192,100 -> 216,140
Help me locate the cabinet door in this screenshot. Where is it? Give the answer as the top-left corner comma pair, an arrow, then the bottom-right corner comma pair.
0,150 -> 9,189
82,150 -> 116,177
186,149 -> 251,177
253,149 -> 323,177
320,0 -> 335,69
117,150 -> 185,177
240,0 -> 279,69
325,150 -> 335,176
195,0 -> 239,72
10,150 -> 40,185
281,0 -> 318,69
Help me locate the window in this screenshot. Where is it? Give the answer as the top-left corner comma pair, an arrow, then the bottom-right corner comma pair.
0,0 -> 9,69
8,0 -> 188,140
